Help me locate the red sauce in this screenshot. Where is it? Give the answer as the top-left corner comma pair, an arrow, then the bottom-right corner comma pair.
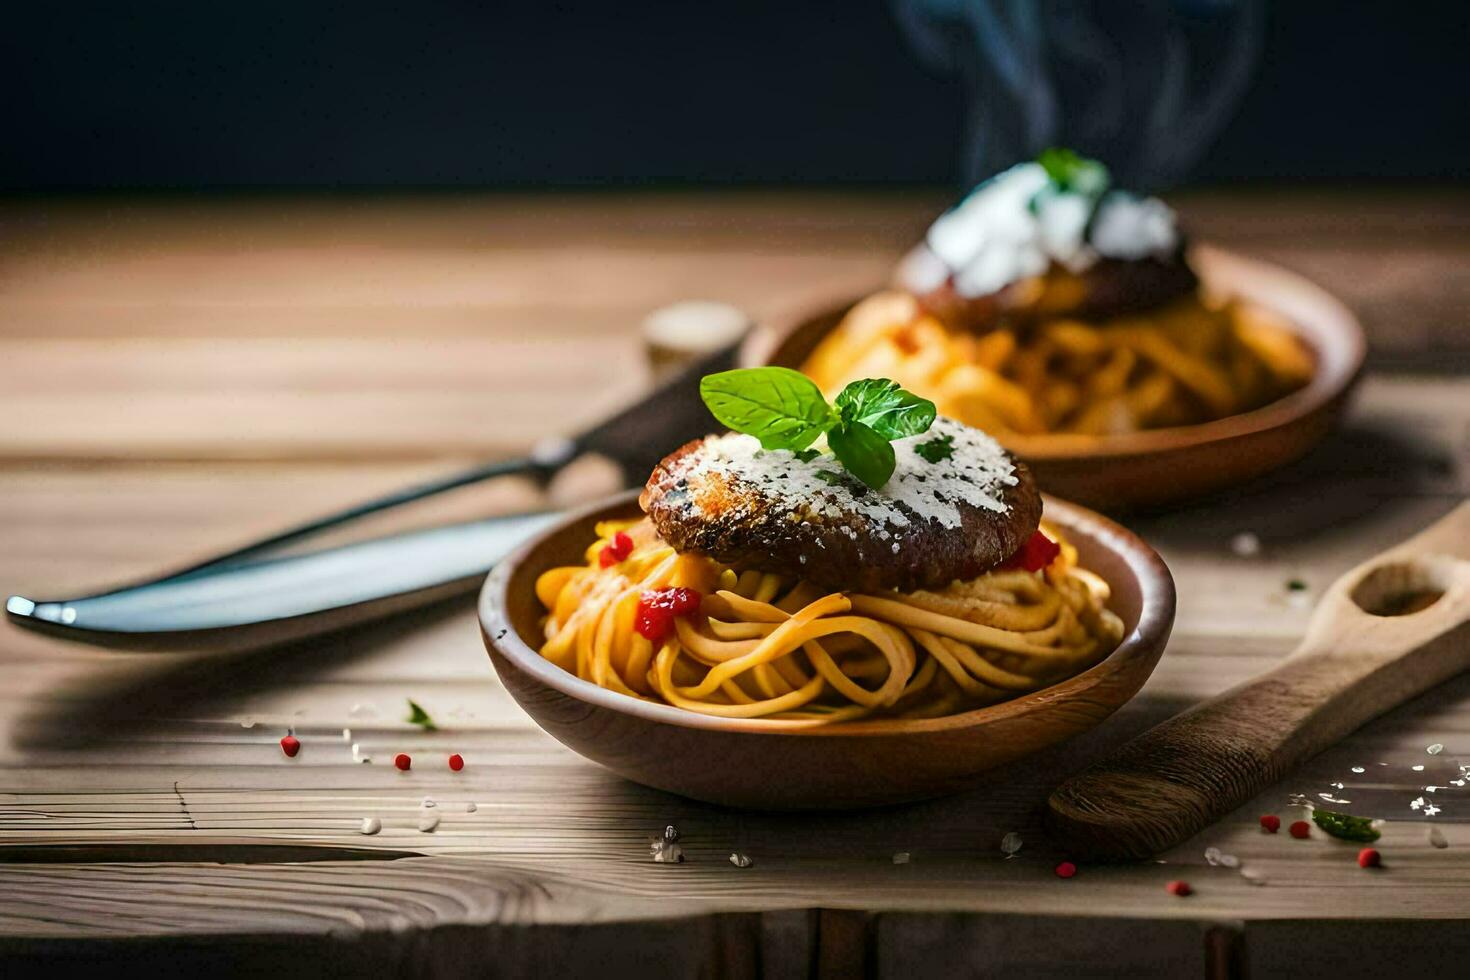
598,531 -> 635,568
635,587 -> 703,645
1000,530 -> 1061,572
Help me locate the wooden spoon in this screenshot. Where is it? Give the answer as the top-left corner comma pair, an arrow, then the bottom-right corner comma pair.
1046,501 -> 1470,861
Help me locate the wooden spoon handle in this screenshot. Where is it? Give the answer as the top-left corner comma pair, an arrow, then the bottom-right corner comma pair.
1047,503 -> 1470,861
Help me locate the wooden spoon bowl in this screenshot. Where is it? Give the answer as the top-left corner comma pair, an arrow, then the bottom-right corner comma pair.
744,246 -> 1366,511
480,490 -> 1175,810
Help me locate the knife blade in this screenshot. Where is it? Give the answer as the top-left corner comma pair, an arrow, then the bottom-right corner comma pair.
5,338 -> 739,652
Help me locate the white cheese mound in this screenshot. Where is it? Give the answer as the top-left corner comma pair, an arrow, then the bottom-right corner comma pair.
924,162 -> 1180,298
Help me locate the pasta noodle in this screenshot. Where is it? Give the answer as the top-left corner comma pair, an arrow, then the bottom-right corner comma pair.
535,517 -> 1125,727
802,291 -> 1314,438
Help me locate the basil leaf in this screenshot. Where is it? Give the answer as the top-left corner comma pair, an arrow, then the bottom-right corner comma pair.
828,421 -> 896,490
1312,808 -> 1381,843
835,378 -> 936,441
913,432 -> 955,463
700,367 -> 837,451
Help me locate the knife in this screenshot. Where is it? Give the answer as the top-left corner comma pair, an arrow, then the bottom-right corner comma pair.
5,337 -> 740,653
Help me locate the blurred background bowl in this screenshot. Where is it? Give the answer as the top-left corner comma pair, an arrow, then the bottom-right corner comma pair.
744,245 -> 1366,512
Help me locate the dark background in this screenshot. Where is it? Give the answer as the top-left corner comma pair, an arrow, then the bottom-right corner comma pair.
4,1 -> 1465,191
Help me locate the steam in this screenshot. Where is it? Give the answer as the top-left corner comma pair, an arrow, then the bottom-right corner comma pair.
893,0 -> 1264,189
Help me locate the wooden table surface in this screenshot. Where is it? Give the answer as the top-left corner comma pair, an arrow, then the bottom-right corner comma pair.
1,189 -> 1467,977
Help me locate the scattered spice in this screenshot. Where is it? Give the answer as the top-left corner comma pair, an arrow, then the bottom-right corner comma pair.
1259,814 -> 1281,833
598,531 -> 634,568
406,699 -> 437,732
1357,847 -> 1381,869
1054,861 -> 1078,879
1289,820 -> 1311,839
394,753 -> 412,771
635,587 -> 703,644
448,753 -> 465,772
1165,880 -> 1192,897
279,735 -> 300,758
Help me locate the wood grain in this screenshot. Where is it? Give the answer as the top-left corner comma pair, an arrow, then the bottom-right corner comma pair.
0,190 -> 1467,973
1048,504 -> 1470,859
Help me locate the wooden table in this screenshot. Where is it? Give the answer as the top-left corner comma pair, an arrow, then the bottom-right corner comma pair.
1,190 -> 1467,977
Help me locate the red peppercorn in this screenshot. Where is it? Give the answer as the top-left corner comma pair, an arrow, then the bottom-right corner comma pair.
279,735 -> 300,758
1000,530 -> 1061,572
599,531 -> 635,567
1358,847 -> 1381,868
634,587 -> 703,644
448,753 -> 465,772
1259,814 -> 1281,833
1165,880 -> 1192,897
1289,820 -> 1311,839
394,753 -> 411,771
1054,861 -> 1077,879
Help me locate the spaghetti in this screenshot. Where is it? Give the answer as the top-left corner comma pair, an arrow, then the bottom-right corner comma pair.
802,290 -> 1314,438
535,517 -> 1124,727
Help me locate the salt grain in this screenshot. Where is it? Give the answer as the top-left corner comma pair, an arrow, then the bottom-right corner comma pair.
464,802 -> 478,813
1412,765 -> 1425,771
359,817 -> 381,835
1219,854 -> 1240,869
1424,804 -> 1441,817
350,742 -> 371,764
417,811 -> 440,833
1351,767 -> 1366,774
1240,867 -> 1267,886
349,702 -> 380,719
1428,827 -> 1449,849
729,852 -> 754,868
1230,532 -> 1262,557
892,852 -> 911,865
1204,846 -> 1222,866
1000,832 -> 1023,857
341,728 -> 352,742
1427,743 -> 1444,755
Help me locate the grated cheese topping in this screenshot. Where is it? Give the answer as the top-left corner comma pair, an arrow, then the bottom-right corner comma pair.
672,417 -> 1017,532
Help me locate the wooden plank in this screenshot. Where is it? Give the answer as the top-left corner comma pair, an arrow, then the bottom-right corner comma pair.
0,191 -> 1466,970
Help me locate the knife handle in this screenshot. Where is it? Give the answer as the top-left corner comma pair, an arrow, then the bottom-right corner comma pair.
7,512 -> 561,654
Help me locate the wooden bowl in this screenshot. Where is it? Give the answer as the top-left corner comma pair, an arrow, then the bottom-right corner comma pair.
479,491 -> 1176,810
742,246 -> 1366,511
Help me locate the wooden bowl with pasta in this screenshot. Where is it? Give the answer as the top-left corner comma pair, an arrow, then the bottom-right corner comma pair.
480,489 -> 1175,810
744,246 -> 1365,511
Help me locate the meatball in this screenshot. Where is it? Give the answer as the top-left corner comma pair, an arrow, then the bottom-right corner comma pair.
640,418 -> 1042,593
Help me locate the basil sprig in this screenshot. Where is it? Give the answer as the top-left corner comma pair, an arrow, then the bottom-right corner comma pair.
699,368 -> 936,489
1037,147 -> 1110,196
